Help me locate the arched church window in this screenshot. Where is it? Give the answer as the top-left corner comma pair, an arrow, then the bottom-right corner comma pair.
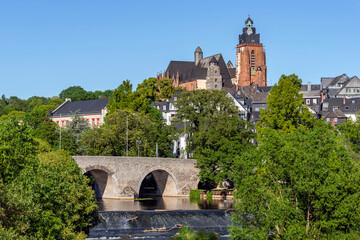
251,50 -> 255,68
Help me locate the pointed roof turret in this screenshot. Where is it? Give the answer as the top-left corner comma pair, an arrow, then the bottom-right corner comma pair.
195,45 -> 202,53
245,15 -> 254,27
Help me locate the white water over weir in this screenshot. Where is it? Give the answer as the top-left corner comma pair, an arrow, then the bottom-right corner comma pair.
87,210 -> 233,239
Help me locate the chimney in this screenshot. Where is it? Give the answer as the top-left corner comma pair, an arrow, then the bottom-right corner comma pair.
321,92 -> 324,103
307,82 -> 311,92
343,96 -> 346,105
65,98 -> 71,102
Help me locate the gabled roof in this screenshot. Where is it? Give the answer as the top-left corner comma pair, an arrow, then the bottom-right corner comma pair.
321,97 -> 360,115
329,74 -> 349,86
226,60 -> 234,69
258,86 -> 272,92
252,92 -> 268,103
325,110 -> 347,119
336,76 -> 360,94
51,98 -> 109,117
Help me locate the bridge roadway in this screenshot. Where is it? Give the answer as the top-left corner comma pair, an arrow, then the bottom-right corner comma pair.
73,156 -> 200,199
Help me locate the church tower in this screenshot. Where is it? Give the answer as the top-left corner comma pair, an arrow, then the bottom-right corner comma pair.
194,46 -> 203,65
236,17 -> 267,86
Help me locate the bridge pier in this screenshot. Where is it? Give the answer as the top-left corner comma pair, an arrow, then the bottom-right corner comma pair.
73,156 -> 200,199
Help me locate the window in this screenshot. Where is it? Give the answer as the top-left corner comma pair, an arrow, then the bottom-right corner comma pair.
326,118 -> 330,122
163,105 -> 166,111
345,106 -> 349,110
215,78 -> 217,82
313,99 -> 317,104
92,118 -> 95,126
96,118 -> 100,126
334,118 -> 338,123
215,70 -> 217,74
306,99 -> 310,105
214,84 -> 217,89
333,106 -> 338,110
346,88 -> 350,93
255,108 -> 260,112
251,50 -> 255,68
354,88 -> 356,93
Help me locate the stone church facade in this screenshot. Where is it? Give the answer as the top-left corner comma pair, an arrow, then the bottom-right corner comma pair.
158,17 -> 267,90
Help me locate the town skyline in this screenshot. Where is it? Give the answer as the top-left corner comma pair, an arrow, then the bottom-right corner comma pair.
0,0 -> 359,99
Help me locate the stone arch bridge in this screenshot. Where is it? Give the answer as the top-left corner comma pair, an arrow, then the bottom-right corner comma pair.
73,156 -> 200,199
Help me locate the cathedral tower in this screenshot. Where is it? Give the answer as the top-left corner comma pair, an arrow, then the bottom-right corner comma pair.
236,17 -> 267,86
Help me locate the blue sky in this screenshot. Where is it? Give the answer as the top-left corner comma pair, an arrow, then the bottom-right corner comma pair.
0,0 -> 359,99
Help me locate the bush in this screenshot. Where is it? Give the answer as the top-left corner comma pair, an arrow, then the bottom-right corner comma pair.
171,226 -> 217,240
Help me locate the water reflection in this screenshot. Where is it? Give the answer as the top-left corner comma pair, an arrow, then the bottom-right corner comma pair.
97,197 -> 233,211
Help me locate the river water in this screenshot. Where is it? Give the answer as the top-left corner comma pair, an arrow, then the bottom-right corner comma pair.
87,197 -> 234,239
98,197 -> 233,211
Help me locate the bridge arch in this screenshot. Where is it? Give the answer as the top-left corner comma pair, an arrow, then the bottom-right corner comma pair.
83,165 -> 120,199
136,167 -> 179,197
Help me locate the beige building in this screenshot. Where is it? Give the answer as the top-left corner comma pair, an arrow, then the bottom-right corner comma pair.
50,98 -> 108,127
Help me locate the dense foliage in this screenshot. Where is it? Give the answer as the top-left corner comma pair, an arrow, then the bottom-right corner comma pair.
174,89 -> 254,186
59,86 -> 113,101
257,74 -> 314,135
171,226 -> 217,240
231,123 -> 360,239
231,74 -> 360,239
108,78 -> 183,114
0,121 -> 97,239
82,108 -> 174,157
337,118 -> 360,153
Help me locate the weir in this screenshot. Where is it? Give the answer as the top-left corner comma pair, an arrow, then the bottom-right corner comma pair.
88,210 -> 233,239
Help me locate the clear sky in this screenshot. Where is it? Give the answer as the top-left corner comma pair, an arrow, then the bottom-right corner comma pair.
0,0 -> 359,99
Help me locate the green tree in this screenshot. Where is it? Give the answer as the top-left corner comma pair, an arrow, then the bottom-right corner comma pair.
108,80 -> 135,113
0,119 -> 38,183
257,74 -> 314,135
65,112 -> 90,155
231,122 -> 360,239
174,89 -> 253,185
108,78 -> 181,115
0,121 -> 97,239
337,118 -> 360,153
157,78 -> 184,100
0,150 -> 98,239
81,108 -> 173,157
59,86 -> 96,101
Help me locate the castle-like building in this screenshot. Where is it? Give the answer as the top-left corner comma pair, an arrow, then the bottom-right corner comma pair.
158,17 -> 267,90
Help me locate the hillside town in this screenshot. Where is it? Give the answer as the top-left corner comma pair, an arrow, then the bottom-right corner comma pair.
1,9 -> 360,239
50,17 -> 359,158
